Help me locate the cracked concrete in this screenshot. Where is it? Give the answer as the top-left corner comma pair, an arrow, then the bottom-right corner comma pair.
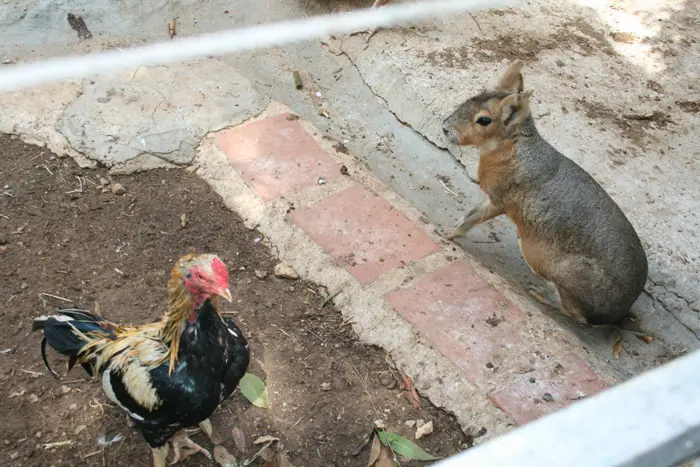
1,0 -> 698,421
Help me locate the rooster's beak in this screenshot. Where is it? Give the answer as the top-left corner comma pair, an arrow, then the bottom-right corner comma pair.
218,288 -> 233,302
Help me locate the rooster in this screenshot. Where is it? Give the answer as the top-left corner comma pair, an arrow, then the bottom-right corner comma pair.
32,253 -> 250,467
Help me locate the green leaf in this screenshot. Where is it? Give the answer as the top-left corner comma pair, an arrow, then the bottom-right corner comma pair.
376,430 -> 440,461
239,372 -> 269,408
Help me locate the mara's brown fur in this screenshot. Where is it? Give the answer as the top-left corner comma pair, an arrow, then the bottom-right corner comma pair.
441,60 -> 648,326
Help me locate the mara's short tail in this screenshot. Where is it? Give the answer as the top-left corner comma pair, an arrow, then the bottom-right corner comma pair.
32,308 -> 116,378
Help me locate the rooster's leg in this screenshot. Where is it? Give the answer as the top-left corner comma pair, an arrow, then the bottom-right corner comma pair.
199,418 -> 222,445
152,445 -> 169,467
169,430 -> 211,464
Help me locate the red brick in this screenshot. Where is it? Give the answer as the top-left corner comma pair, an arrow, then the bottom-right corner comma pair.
490,353 -> 609,425
291,184 -> 440,284
216,113 -> 341,202
386,262 -> 527,386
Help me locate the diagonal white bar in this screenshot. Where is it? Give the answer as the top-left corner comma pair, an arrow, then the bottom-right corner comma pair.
435,349 -> 700,467
0,0 -> 516,93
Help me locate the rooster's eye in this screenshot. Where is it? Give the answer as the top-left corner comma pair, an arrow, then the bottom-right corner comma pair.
185,272 -> 192,279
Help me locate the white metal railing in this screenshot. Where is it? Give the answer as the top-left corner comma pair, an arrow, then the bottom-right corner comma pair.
0,0 -> 515,93
434,349 -> 700,467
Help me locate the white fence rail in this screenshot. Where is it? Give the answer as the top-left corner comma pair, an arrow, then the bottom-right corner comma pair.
0,0 -> 515,93
435,349 -> 700,467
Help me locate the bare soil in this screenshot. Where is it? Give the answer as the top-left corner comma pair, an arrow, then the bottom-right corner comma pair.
0,135 -> 470,466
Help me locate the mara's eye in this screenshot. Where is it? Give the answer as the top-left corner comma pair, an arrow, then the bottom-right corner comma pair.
476,116 -> 492,126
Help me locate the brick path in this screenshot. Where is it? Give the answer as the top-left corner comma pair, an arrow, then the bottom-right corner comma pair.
212,108 -> 612,429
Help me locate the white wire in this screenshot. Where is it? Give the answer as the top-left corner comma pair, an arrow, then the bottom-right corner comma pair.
0,0 -> 516,93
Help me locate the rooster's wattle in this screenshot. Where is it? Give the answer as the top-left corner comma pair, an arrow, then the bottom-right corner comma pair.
33,253 -> 249,466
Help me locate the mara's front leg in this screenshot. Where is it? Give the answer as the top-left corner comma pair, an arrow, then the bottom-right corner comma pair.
441,198 -> 504,240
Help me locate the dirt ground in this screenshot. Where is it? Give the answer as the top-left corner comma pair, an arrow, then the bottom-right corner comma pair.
0,135 -> 471,466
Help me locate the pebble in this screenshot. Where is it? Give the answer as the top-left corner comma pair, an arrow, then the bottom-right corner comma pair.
542,393 -> 555,402
68,403 -> 77,411
20,282 -> 29,290
415,420 -> 434,440
373,419 -> 386,429
9,452 -> 18,460
110,183 -> 126,195
379,373 -> 396,389
405,420 -> 416,427
254,269 -> 268,280
274,263 -> 299,280
321,382 -> 332,391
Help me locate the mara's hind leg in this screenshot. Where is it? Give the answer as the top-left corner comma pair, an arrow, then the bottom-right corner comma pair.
557,287 -> 591,325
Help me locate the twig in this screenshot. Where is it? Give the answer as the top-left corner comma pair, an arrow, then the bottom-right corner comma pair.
273,324 -> 291,338
43,440 -> 73,449
290,402 -> 319,429
0,214 -> 8,219
439,179 -> 458,197
20,369 -> 44,376
63,379 -> 89,384
41,164 -> 53,175
38,292 -> 73,303
468,12 -> 483,36
320,288 -> 343,309
82,450 -> 102,459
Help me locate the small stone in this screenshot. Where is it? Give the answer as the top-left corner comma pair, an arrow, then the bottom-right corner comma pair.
415,420 -> 434,440
293,345 -> 304,353
21,282 -> 29,290
542,393 -> 555,402
379,373 -> 396,389
28,394 -> 39,403
99,177 -> 109,186
35,432 -> 42,438
74,425 -> 86,435
68,403 -> 77,411
60,385 -> 71,394
0,236 -> 7,245
318,177 -> 326,185
110,183 -> 126,195
254,269 -> 268,280
373,419 -> 386,429
416,419 -> 425,427
404,420 -> 416,428
274,263 -> 299,280
340,165 -> 349,176
9,452 -> 18,460
321,382 -> 332,391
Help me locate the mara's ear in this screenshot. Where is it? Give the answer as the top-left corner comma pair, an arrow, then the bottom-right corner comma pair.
498,90 -> 533,126
498,60 -> 525,93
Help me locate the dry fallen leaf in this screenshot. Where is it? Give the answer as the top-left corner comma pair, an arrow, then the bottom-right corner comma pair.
613,334 -> 622,359
636,334 -> 655,344
277,452 -> 293,467
168,17 -> 178,38
401,374 -> 421,409
231,427 -> 247,453
254,435 -> 279,445
180,213 -> 188,228
367,436 -> 381,467
213,445 -> 237,466
368,434 -> 398,467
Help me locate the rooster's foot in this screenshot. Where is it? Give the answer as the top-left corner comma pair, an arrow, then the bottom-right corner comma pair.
169,430 -> 211,464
